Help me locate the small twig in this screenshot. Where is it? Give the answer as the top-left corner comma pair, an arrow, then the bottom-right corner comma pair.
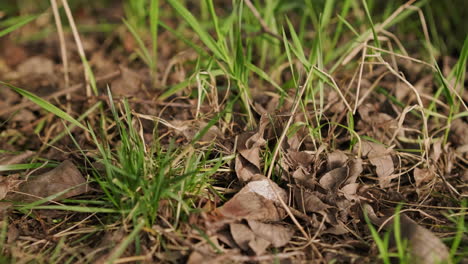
60,0 -> 92,97
50,0 -> 70,111
244,0 -> 282,41
219,251 -> 303,262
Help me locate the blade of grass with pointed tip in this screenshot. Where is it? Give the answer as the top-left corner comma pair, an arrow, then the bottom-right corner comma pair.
1,82 -> 88,131
150,0 -> 159,71
105,220 -> 145,264
123,18 -> 152,68
246,62 -> 286,96
0,163 -> 56,172
362,0 -> 380,49
0,14 -> 38,37
167,0 -> 226,62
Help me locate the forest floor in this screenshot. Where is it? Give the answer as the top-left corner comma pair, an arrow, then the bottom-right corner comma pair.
0,1 -> 467,263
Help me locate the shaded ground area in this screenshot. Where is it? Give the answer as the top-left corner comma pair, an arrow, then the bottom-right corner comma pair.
0,1 -> 467,263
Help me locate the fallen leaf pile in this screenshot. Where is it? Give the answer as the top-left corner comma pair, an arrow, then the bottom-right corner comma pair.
191,109 -> 455,262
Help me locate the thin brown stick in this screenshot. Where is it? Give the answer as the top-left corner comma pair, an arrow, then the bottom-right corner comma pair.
60,0 -> 91,97
50,0 -> 70,110
219,251 -> 303,262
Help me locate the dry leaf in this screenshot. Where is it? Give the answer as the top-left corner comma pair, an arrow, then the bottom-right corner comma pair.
340,183 -> 360,202
7,224 -> 19,243
110,66 -> 143,96
413,168 -> 435,187
187,239 -> 220,264
287,150 -> 314,169
357,104 -> 398,142
0,174 -> 22,200
323,220 -> 349,235
17,56 -> 54,76
235,115 -> 269,182
364,204 -> 450,264
292,167 -> 315,189
346,158 -> 363,184
294,187 -> 330,213
230,222 -> 255,251
360,141 -> 395,188
319,167 -> 348,190
0,202 -> 12,220
235,156 -> 262,182
247,220 -> 293,247
398,214 -> 450,264
327,150 -> 348,171
216,229 -> 238,249
215,177 -> 287,222
0,150 -> 34,166
6,160 -> 88,202
450,119 -> 468,145
248,237 -> 271,256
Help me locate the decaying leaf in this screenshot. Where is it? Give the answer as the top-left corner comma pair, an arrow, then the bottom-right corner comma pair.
287,150 -> 315,169
0,150 -> 34,165
364,204 -> 450,264
450,119 -> 468,146
235,115 -> 269,182
327,150 -> 348,171
322,220 -> 349,235
398,214 -> 450,264
357,104 -> 398,142
413,167 -> 435,187
5,160 -> 88,203
319,167 -> 348,190
229,222 -> 256,251
294,187 -> 330,213
0,174 -> 22,200
228,220 -> 293,255
216,177 -> 287,222
17,56 -> 54,77
360,141 -> 395,188
187,238 -> 222,264
248,236 -> 271,256
235,156 -> 262,183
346,158 -> 363,184
247,220 -> 293,247
340,183 -> 360,202
110,66 -> 143,97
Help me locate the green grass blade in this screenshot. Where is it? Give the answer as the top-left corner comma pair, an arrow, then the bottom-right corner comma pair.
362,0 -> 380,48
81,56 -> 98,96
123,18 -> 152,67
0,163 -> 56,172
167,0 -> 226,62
246,62 -> 286,96
0,14 -> 38,37
1,82 -> 88,131
105,219 -> 145,264
150,0 -> 160,70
